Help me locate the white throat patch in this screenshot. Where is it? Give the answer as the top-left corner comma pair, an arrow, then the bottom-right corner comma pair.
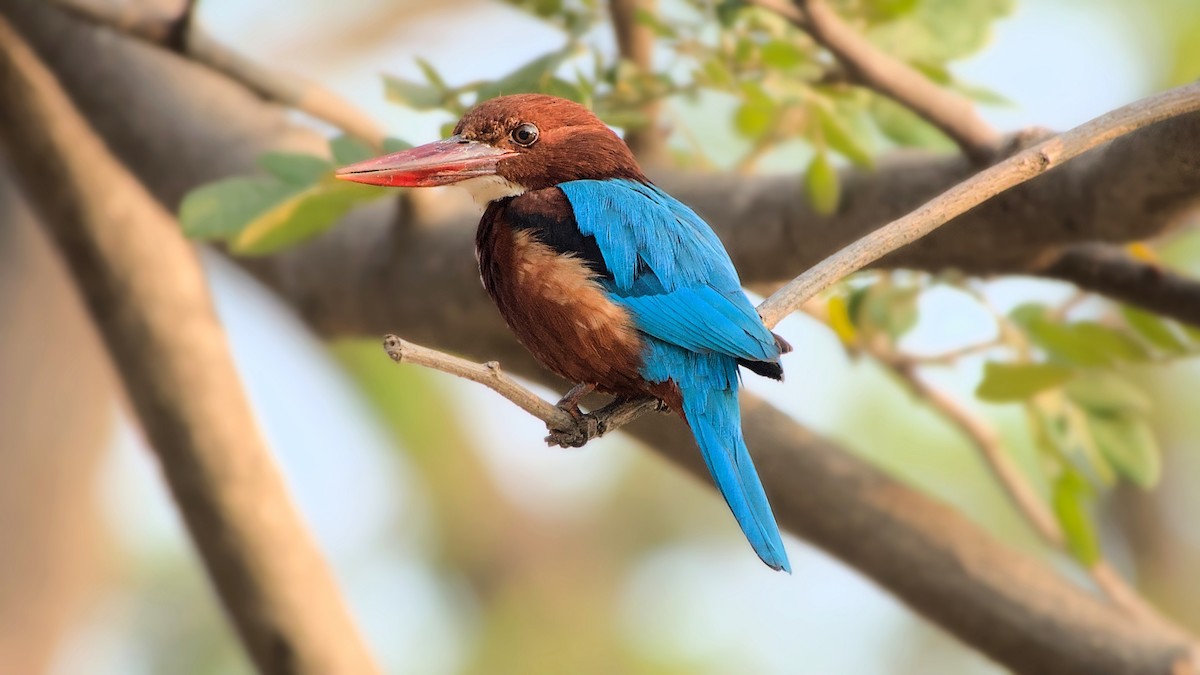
456,175 -> 527,206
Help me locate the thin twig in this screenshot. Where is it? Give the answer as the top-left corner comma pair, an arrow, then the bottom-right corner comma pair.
774,0 -> 1003,161
755,81 -> 1200,329
897,339 -> 1001,366
382,335 -> 663,448
887,358 -> 1065,544
50,0 -> 387,148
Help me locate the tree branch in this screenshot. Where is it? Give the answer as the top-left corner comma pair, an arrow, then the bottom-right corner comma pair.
50,0 -> 387,148
771,0 -> 1004,161
1040,243 -> 1200,327
0,15 -> 378,675
382,334 -> 664,447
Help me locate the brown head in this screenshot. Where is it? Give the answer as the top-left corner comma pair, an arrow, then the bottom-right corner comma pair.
335,94 -> 645,203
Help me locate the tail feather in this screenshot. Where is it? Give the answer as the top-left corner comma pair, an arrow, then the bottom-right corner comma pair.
681,384 -> 791,573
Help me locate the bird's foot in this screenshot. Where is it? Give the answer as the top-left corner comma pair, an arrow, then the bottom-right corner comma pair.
546,383 -> 600,448
554,383 -> 596,420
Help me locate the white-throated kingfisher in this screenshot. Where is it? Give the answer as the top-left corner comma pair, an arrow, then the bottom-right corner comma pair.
336,94 -> 791,572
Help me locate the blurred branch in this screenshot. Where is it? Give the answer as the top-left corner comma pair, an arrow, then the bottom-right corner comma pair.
608,0 -> 666,162
887,357 -> 1064,543
50,0 -> 387,147
383,334 -> 664,447
755,81 -> 1200,328
0,174 -> 109,675
0,16 -> 379,675
1040,243 -> 1200,328
756,0 -> 1004,161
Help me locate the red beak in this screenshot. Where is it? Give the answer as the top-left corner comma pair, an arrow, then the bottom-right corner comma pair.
335,136 -> 517,187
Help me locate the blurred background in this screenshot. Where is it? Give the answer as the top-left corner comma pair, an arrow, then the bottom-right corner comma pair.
3,0 -> 1200,673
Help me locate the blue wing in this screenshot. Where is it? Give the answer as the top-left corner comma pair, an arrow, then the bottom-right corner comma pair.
558,179 -> 780,364
559,179 -> 790,572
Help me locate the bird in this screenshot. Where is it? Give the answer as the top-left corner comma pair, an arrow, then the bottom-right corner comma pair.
336,94 -> 792,572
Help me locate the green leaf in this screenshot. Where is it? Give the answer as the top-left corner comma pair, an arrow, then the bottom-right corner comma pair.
869,96 -> 954,150
1087,414 -> 1161,488
383,75 -> 444,110
976,362 -> 1075,402
179,177 -> 302,241
864,0 -> 919,21
259,153 -> 332,185
382,137 -> 413,154
1012,306 -> 1149,366
814,103 -> 874,167
865,0 -> 1015,64
950,80 -> 1013,107
844,281 -> 919,340
635,8 -> 677,39
230,179 -> 382,255
415,57 -> 447,90
542,76 -> 586,103
476,48 -> 572,101
330,135 -> 376,166
699,57 -> 734,89
733,87 -> 777,139
1122,306 -> 1188,354
1052,469 -> 1101,565
1065,371 -> 1152,417
761,40 -> 806,69
716,0 -> 744,27
804,152 -> 840,215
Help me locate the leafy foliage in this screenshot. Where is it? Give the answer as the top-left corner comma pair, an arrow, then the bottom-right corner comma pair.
178,136 -> 408,255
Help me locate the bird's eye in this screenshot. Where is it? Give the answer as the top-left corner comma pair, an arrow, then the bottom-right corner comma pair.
510,123 -> 539,147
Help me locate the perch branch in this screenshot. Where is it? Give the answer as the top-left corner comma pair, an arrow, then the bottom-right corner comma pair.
0,16 -> 379,675
49,0 -> 387,148
782,0 -> 1003,161
382,334 -> 663,448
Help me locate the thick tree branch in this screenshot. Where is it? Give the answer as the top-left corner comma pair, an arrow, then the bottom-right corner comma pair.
0,15 -> 378,675
1040,243 -> 1200,327
8,3 -> 1200,671
51,0 -> 387,147
773,0 -> 1004,161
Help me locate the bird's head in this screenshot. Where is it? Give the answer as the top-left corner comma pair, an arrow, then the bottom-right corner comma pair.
335,94 -> 645,203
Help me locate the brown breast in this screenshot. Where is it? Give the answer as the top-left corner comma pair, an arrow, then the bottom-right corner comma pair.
477,207 -> 647,396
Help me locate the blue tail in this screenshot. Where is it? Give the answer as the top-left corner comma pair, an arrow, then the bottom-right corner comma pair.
680,380 -> 791,573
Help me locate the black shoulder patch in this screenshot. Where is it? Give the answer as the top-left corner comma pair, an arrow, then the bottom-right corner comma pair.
506,188 -> 612,280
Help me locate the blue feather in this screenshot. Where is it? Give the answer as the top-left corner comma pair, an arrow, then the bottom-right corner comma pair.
559,179 -> 779,361
560,179 -> 790,572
